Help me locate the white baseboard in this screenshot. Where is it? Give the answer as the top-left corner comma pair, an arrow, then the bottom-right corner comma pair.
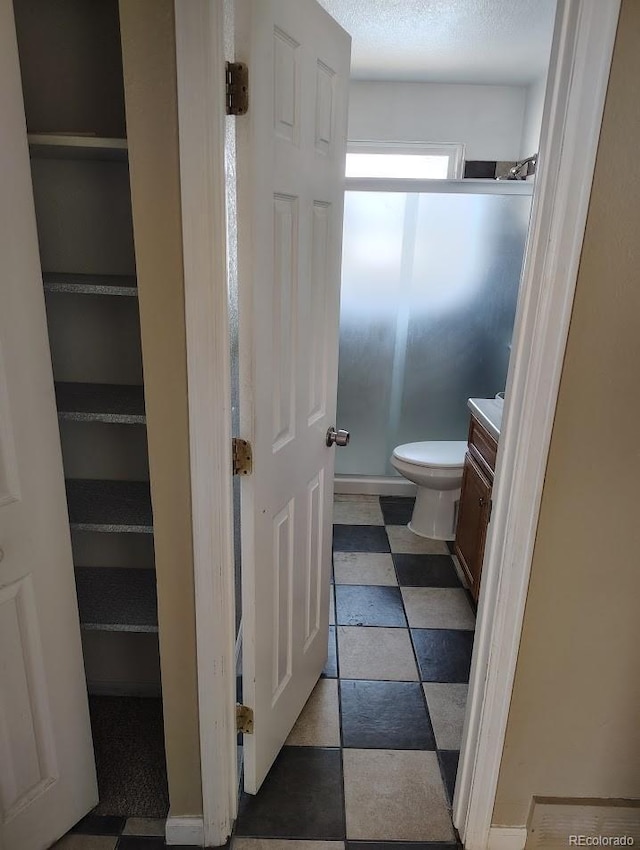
450,553 -> 471,590
334,475 -> 417,496
165,815 -> 205,846
488,826 -> 528,850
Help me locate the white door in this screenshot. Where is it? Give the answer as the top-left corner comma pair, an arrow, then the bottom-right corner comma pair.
235,0 -> 351,794
0,3 -> 98,848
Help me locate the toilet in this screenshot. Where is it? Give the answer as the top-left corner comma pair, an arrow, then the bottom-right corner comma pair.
390,441 -> 467,540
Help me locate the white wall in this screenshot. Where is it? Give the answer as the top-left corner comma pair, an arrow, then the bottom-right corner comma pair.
520,75 -> 547,158
348,80 -> 527,160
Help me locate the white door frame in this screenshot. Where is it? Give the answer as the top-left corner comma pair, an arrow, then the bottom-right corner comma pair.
174,1 -> 237,847
174,0 -> 620,846
453,1 -> 620,848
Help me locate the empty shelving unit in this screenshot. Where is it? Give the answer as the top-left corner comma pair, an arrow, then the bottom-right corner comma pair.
44,272 -> 139,298
14,0 -> 168,818
55,381 -> 146,425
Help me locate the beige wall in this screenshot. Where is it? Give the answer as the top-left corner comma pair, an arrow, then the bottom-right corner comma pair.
493,0 -> 640,826
119,1 -> 202,816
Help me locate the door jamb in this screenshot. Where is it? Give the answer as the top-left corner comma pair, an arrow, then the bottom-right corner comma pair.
454,1 -> 620,848
174,0 -> 621,846
175,1 -> 238,846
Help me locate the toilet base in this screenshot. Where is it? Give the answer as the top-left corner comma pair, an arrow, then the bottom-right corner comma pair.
408,485 -> 460,541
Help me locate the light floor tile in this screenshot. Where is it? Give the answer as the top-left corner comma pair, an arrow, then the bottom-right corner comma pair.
285,679 -> 340,746
233,841 -> 344,850
329,592 -> 335,625
123,817 -> 166,836
423,683 -> 469,750
386,526 -> 449,555
333,552 -> 397,586
333,497 -> 384,526
401,587 -> 476,630
337,626 -> 418,681
52,837 -> 117,850
343,749 -> 455,841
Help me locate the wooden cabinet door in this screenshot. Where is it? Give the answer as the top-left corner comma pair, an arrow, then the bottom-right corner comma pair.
455,452 -> 492,602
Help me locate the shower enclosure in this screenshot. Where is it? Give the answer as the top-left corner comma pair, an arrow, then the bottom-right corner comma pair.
335,183 -> 533,478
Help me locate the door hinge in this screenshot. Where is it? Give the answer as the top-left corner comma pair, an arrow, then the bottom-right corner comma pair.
232,437 -> 253,475
488,498 -> 493,523
236,703 -> 254,734
226,62 -> 249,115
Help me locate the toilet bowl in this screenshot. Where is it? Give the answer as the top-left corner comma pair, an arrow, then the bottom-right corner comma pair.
390,441 -> 467,540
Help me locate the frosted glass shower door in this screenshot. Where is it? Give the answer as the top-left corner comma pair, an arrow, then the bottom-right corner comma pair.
336,189 -> 532,477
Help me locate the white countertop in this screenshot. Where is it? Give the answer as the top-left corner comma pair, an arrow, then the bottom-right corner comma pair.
468,396 -> 504,441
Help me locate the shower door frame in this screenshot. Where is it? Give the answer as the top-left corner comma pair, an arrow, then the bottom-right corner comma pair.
173,0 -> 622,847
337,177 -> 533,483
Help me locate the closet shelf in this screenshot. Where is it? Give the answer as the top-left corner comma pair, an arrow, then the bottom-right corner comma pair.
28,134 -> 128,161
66,479 -> 153,534
56,382 -> 146,424
75,567 -> 158,633
43,272 -> 138,297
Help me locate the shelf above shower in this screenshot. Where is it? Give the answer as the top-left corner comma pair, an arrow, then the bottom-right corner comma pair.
66,479 -> 153,534
344,177 -> 535,195
56,382 -> 146,425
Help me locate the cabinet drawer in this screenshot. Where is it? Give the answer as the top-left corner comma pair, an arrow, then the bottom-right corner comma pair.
468,416 -> 497,476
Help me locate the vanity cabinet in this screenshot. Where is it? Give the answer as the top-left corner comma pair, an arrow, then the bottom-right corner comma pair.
455,415 -> 498,602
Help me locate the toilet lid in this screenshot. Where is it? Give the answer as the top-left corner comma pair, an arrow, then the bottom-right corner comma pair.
392,441 -> 467,468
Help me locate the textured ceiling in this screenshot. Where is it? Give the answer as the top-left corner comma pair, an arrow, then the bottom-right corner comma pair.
316,0 -> 557,85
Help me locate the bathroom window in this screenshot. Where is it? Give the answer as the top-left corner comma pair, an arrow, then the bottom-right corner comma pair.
346,142 -> 464,181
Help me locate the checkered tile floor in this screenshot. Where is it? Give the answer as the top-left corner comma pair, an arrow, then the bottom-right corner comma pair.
52,815 -> 170,848
54,496 -> 474,849
234,495 -> 475,848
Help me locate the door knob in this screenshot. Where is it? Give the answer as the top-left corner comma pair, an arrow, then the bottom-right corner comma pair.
326,426 -> 350,447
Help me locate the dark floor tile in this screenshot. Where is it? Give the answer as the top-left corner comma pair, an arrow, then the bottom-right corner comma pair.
71,813 -> 125,835
438,750 -> 460,806
335,585 -> 406,627
411,629 -> 474,683
322,626 -> 338,678
333,524 -> 390,553
347,843 -> 460,850
235,746 -> 344,838
116,838 -> 167,849
117,838 -> 196,849
340,680 -> 435,750
379,496 -> 415,526
393,554 -> 462,588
